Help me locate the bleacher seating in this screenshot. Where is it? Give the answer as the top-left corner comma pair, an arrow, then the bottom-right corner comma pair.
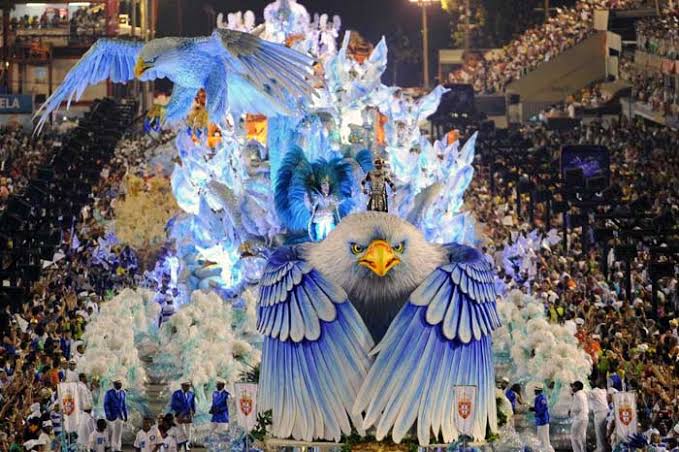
0,98 -> 137,303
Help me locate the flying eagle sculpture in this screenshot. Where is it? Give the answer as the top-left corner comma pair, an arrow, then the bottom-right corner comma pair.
257,211 -> 500,445
34,29 -> 315,132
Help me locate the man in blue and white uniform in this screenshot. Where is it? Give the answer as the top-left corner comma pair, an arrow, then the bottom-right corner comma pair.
170,381 -> 195,449
104,379 -> 128,452
531,383 -> 554,452
209,380 -> 231,434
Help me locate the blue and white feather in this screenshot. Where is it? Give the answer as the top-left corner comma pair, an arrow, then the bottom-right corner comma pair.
353,243 -> 501,445
34,39 -> 144,133
257,246 -> 374,441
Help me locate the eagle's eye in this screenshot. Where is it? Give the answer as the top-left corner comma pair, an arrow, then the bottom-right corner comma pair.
393,242 -> 405,254
350,243 -> 364,255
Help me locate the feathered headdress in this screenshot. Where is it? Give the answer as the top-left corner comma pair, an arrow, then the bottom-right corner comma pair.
274,146 -> 359,232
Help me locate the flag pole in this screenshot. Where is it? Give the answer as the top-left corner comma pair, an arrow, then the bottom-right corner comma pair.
60,409 -> 67,452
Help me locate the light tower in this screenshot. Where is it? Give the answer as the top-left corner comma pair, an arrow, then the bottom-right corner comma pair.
409,0 -> 437,88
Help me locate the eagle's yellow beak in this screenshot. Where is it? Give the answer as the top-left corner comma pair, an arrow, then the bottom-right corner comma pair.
134,58 -> 150,78
359,240 -> 400,277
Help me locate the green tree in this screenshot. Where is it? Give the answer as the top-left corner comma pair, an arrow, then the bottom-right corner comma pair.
441,0 -> 487,49
441,0 -> 541,49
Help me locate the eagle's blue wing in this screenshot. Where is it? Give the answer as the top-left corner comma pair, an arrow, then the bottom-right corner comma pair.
34,39 -> 143,132
257,246 -> 374,441
353,244 -> 501,445
208,29 -> 315,118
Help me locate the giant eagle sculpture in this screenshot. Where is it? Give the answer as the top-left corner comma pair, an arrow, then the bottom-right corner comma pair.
257,211 -> 500,445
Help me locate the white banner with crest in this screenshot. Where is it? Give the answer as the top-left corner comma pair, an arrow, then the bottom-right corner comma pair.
234,383 -> 258,432
58,382 -> 81,433
613,391 -> 637,439
453,385 -> 477,437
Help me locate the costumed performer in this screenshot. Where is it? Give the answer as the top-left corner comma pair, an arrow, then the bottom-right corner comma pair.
209,380 -> 231,434
103,378 -> 128,452
361,158 -> 396,212
531,383 -> 554,452
569,380 -> 590,452
170,381 -> 196,449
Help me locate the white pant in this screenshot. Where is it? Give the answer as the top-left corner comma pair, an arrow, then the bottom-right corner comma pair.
570,419 -> 588,452
537,424 -> 554,452
178,422 -> 192,446
108,419 -> 124,451
594,412 -> 609,452
211,422 -> 229,434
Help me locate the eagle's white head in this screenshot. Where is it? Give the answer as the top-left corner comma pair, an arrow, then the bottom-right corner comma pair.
135,37 -> 184,81
303,211 -> 447,340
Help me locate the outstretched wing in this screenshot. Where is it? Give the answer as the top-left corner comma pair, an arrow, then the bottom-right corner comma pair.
211,29 -> 315,114
353,244 -> 501,445
258,246 -> 374,441
34,39 -> 143,132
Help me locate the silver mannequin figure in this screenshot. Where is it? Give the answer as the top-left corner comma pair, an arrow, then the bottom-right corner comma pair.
362,158 -> 396,213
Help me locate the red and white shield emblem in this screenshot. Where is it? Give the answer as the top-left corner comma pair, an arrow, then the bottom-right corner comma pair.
239,393 -> 253,416
63,392 -> 76,416
457,398 -> 472,420
618,405 -> 633,426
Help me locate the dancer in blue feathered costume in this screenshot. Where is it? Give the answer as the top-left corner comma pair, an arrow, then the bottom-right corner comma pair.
274,146 -> 372,241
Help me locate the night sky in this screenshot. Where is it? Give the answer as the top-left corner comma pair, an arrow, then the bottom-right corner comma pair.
156,0 -> 452,86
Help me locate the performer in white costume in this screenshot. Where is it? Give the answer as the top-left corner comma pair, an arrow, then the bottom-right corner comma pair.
569,381 -> 590,452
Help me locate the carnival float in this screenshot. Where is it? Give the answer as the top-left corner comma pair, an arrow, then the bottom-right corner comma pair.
37,0 -> 592,449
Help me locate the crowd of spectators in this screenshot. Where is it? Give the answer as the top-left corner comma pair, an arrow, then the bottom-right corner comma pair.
525,12 -> 679,120
68,8 -> 107,43
631,70 -> 679,118
636,13 -> 679,59
0,122 -> 160,451
540,15 -> 678,119
7,13 -> 68,32
628,14 -> 679,120
0,128 -> 60,212
6,7 -> 106,35
571,84 -> 612,110
448,0 -> 657,94
469,115 -> 678,448
2,7 -> 108,48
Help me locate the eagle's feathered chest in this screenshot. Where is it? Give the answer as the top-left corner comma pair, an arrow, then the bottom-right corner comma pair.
172,49 -> 221,88
343,275 -> 420,343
